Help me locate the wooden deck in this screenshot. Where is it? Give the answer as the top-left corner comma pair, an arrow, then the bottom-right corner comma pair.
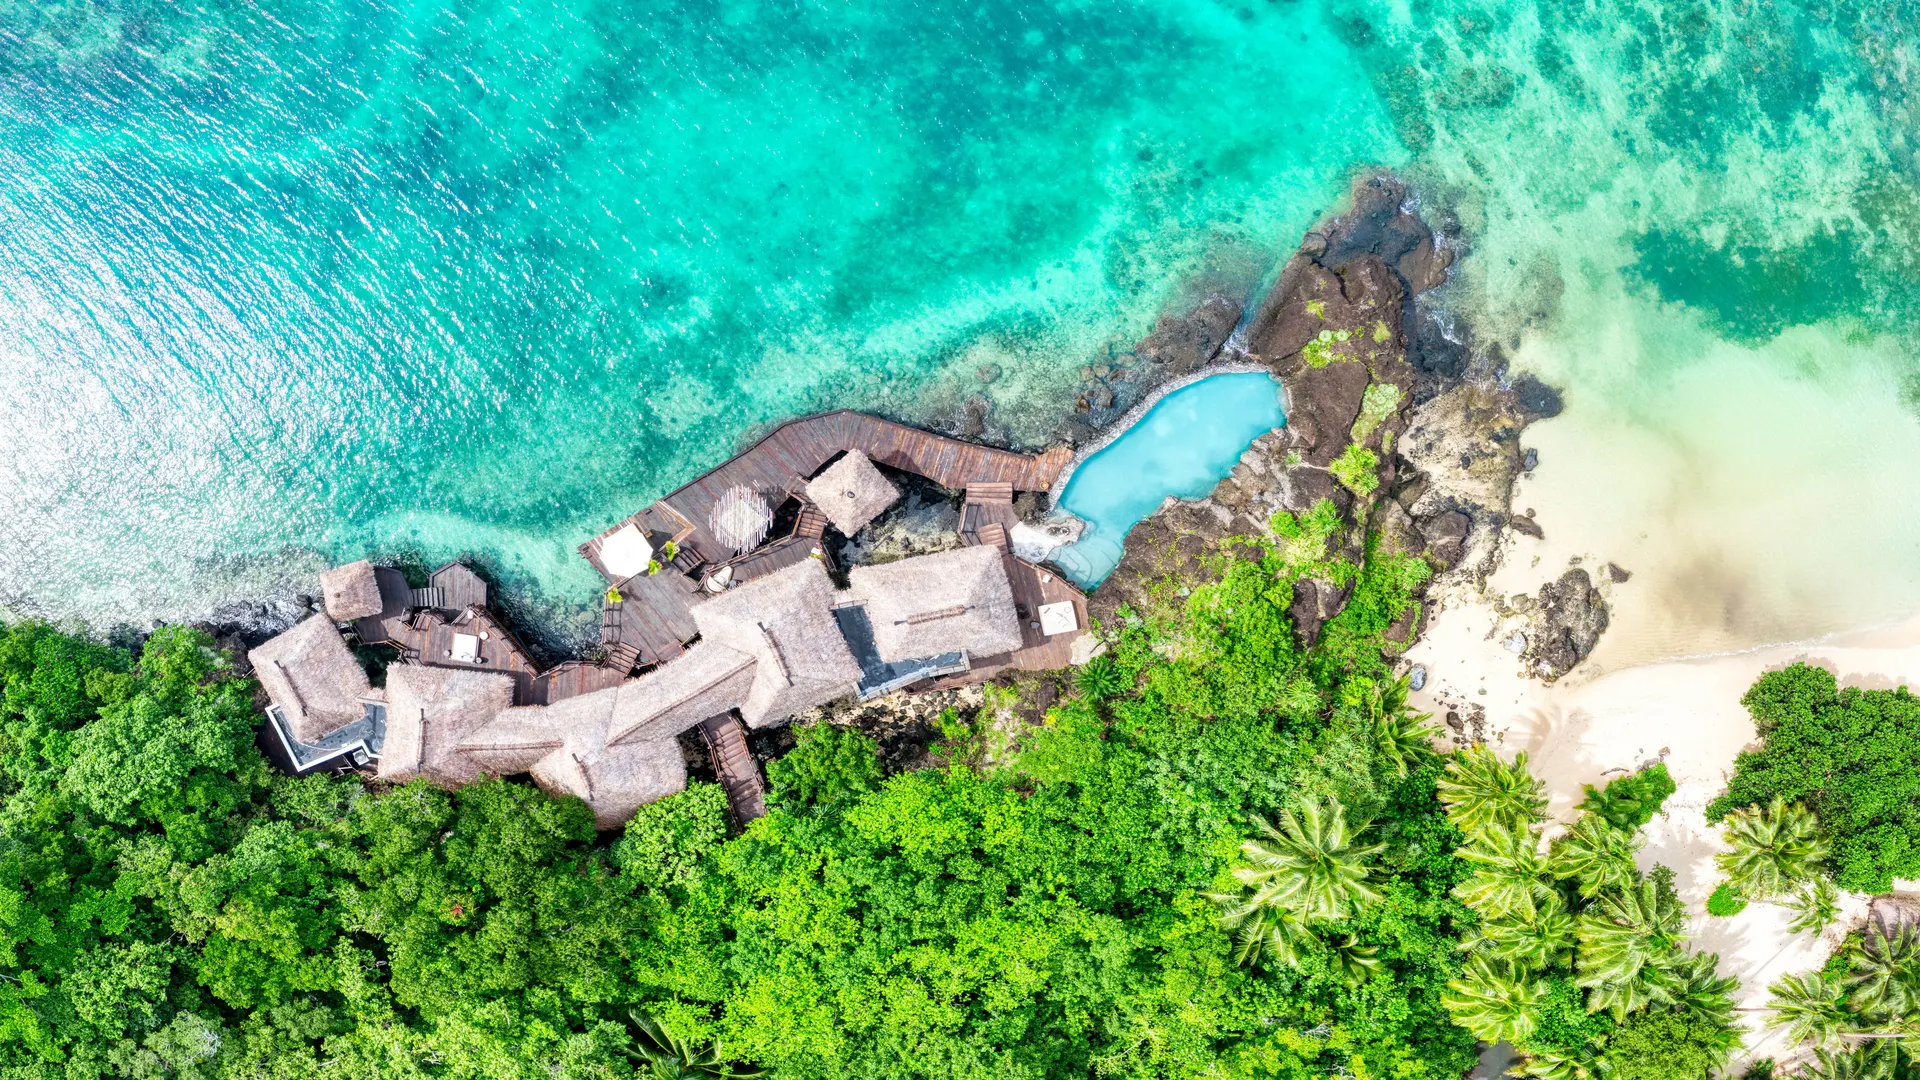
1002,554 -> 1089,672
353,563 -> 633,707
601,563 -> 702,670
362,606 -> 545,704
581,410 -> 1071,581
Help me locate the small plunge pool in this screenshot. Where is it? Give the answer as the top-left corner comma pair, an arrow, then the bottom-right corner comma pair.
1049,371 -> 1286,588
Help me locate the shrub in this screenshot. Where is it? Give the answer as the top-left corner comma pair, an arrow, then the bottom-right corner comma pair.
1708,664 -> 1920,892
1579,763 -> 1676,832
1330,443 -> 1380,496
1705,882 -> 1747,917
1607,1008 -> 1740,1080
764,720 -> 883,812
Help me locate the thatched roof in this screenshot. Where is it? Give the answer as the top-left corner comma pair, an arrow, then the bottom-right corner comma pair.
606,642 -> 758,746
710,486 -> 773,553
693,558 -> 860,727
805,451 -> 899,536
376,664 -> 517,786
320,560 -> 385,622
530,736 -> 688,830
849,545 -> 1022,663
453,688 -> 617,775
251,615 -> 376,744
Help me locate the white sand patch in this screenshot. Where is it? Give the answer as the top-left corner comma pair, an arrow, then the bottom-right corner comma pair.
1407,600 -> 1920,1065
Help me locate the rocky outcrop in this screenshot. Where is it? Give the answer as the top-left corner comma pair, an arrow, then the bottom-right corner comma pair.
1520,569 -> 1610,681
834,481 -> 964,567
1084,173 -> 1596,667
1136,295 -> 1243,376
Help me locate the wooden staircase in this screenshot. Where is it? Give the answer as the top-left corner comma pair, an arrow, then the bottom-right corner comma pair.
794,503 -> 829,540
975,522 -> 1009,551
603,641 -> 642,676
698,714 -> 767,826
965,480 -> 1015,504
409,586 -> 447,610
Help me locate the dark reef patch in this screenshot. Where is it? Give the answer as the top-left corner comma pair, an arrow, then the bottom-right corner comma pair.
1627,223 -> 1871,344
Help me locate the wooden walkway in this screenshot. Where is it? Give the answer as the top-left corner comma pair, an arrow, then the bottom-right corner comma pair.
699,714 -> 766,826
361,606 -> 545,704
581,411 -> 1071,581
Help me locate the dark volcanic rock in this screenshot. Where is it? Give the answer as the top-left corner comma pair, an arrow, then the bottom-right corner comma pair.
1283,359 -> 1375,468
1509,514 -> 1544,540
1136,295 -> 1242,376
1524,569 -> 1610,680
1416,510 -> 1472,569
1290,577 -> 1355,648
1511,372 -> 1565,419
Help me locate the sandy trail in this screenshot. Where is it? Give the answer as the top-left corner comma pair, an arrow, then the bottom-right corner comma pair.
1404,597 -> 1920,1065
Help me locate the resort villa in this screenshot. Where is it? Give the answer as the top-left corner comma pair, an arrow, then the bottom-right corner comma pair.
250,413 -> 1088,827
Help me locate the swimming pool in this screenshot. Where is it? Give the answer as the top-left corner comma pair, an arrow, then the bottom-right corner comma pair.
1049,371 -> 1287,588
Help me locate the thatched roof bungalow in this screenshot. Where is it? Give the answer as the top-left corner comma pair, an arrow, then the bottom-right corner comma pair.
805,450 -> 899,536
849,545 -> 1022,663
693,558 -> 861,727
251,615 -> 379,744
320,560 -> 386,622
376,664 -> 517,786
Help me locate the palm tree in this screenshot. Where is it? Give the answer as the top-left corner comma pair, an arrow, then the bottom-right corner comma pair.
1331,935 -> 1383,986
1225,796 -> 1385,925
1368,674 -> 1437,778
1443,954 -> 1546,1045
1785,878 -> 1841,937
1461,891 -> 1576,970
1716,797 -> 1828,900
1801,1042 -> 1898,1080
625,1011 -> 765,1080
1549,813 -> 1642,900
1454,823 -> 1556,920
1660,950 -> 1741,1052
1437,745 -> 1547,839
1208,893 -> 1312,969
1575,877 -> 1686,1017
1767,970 -> 1852,1050
1847,923 -> 1920,1023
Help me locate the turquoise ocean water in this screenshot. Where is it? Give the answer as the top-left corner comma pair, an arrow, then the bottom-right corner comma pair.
6,1 -> 1920,658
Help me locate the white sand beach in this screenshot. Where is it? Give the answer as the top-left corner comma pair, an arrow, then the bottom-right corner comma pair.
1406,593 -> 1920,1066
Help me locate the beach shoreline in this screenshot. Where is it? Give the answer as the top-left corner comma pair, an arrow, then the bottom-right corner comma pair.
1409,592 -> 1920,1066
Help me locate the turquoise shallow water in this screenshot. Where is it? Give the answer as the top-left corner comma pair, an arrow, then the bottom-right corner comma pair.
0,0 -> 1397,644
1051,372 -> 1285,588
8,1 -> 1920,655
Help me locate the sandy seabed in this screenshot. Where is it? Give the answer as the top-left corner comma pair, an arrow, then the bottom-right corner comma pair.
1405,589 -> 1920,1066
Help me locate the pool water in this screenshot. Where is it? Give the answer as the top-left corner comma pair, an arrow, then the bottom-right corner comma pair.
1049,372 -> 1286,588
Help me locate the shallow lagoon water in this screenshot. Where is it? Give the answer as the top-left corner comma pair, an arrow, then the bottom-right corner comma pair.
1051,372 -> 1285,588
8,1 -> 1920,657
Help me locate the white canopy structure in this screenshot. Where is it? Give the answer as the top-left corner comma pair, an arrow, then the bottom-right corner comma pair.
709,486 -> 773,553
599,522 -> 656,579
